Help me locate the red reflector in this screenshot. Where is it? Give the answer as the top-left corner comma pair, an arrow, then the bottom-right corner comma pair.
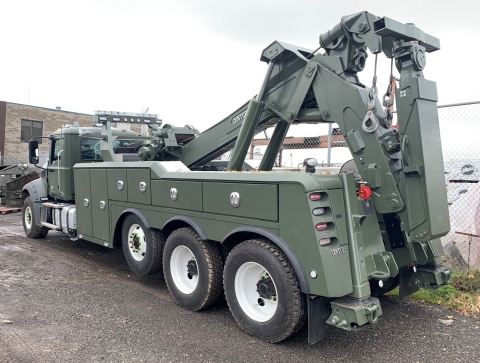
358,185 -> 372,200
315,222 -> 328,231
309,193 -> 322,201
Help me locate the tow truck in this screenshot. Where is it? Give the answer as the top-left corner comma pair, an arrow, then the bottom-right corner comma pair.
22,11 -> 450,343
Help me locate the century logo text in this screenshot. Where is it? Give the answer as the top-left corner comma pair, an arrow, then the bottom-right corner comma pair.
231,110 -> 247,125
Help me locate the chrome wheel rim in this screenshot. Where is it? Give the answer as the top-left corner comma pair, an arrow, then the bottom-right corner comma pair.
170,245 -> 199,294
235,262 -> 278,322
24,206 -> 33,229
127,224 -> 146,262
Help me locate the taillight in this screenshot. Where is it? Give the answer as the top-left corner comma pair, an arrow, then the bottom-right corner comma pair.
312,207 -> 325,216
315,222 -> 328,231
309,192 -> 322,201
319,238 -> 331,246
358,185 -> 372,200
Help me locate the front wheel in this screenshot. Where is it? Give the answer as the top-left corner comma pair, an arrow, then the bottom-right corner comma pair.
22,197 -> 48,238
224,239 -> 306,343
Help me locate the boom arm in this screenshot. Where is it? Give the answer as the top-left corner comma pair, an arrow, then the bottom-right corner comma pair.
93,12 -> 449,269
219,11 -> 449,268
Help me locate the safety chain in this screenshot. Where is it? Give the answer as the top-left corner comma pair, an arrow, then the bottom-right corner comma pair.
382,57 -> 396,128
368,54 -> 378,111
362,54 -> 380,133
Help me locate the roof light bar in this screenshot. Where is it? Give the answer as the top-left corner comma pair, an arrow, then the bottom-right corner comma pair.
94,110 -> 161,118
93,110 -> 162,124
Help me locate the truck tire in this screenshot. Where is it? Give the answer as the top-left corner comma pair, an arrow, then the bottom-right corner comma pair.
121,214 -> 164,276
22,197 -> 48,239
163,228 -> 223,311
223,239 -> 306,343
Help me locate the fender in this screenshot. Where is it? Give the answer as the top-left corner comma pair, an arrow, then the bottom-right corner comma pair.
222,226 -> 309,294
22,178 -> 48,226
22,177 -> 48,202
119,208 -> 151,228
163,216 -> 207,240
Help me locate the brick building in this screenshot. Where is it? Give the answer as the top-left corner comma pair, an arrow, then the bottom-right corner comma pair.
0,101 -> 92,165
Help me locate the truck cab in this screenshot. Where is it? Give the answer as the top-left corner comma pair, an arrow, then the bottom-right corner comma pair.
22,125 -> 139,237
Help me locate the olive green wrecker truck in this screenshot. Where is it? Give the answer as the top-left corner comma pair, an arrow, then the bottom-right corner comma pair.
21,11 -> 451,344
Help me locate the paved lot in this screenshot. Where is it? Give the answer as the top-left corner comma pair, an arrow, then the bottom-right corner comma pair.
0,212 -> 479,363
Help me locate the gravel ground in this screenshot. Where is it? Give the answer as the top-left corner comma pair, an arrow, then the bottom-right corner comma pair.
0,212 -> 479,363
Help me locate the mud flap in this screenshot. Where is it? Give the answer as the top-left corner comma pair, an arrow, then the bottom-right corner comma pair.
307,295 -> 336,344
399,265 -> 420,298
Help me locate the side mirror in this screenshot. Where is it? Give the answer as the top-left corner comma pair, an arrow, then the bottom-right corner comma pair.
28,140 -> 39,164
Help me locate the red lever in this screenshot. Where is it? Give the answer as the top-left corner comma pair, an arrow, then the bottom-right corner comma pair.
358,185 -> 372,200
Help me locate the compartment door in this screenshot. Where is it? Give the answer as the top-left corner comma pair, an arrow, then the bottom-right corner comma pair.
74,169 -> 93,237
203,183 -> 278,221
90,169 -> 110,244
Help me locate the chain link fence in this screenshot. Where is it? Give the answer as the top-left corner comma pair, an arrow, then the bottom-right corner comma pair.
439,101 -> 480,271
217,100 -> 480,271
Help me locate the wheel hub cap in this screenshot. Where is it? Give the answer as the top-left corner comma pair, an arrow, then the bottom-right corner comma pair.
130,234 -> 141,252
256,277 -> 276,299
24,207 -> 33,229
127,224 -> 146,262
187,259 -> 198,278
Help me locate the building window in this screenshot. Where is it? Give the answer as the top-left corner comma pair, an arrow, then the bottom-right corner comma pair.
21,120 -> 43,144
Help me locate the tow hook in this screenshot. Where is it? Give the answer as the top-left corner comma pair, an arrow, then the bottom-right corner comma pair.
327,297 -> 383,331
364,304 -> 379,324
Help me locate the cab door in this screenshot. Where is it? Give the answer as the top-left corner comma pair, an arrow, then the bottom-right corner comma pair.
48,137 -> 64,199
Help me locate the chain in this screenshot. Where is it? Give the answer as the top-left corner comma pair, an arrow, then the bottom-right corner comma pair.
362,54 -> 381,133
382,57 -> 396,127
368,54 -> 378,111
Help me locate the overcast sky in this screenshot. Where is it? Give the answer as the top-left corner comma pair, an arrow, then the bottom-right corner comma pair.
0,0 -> 478,132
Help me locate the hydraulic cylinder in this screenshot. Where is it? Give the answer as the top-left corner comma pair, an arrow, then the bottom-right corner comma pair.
258,120 -> 290,171
227,99 -> 265,171
228,61 -> 275,171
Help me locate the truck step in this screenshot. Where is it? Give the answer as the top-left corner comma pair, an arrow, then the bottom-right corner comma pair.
40,222 -> 61,231
42,202 -> 66,209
